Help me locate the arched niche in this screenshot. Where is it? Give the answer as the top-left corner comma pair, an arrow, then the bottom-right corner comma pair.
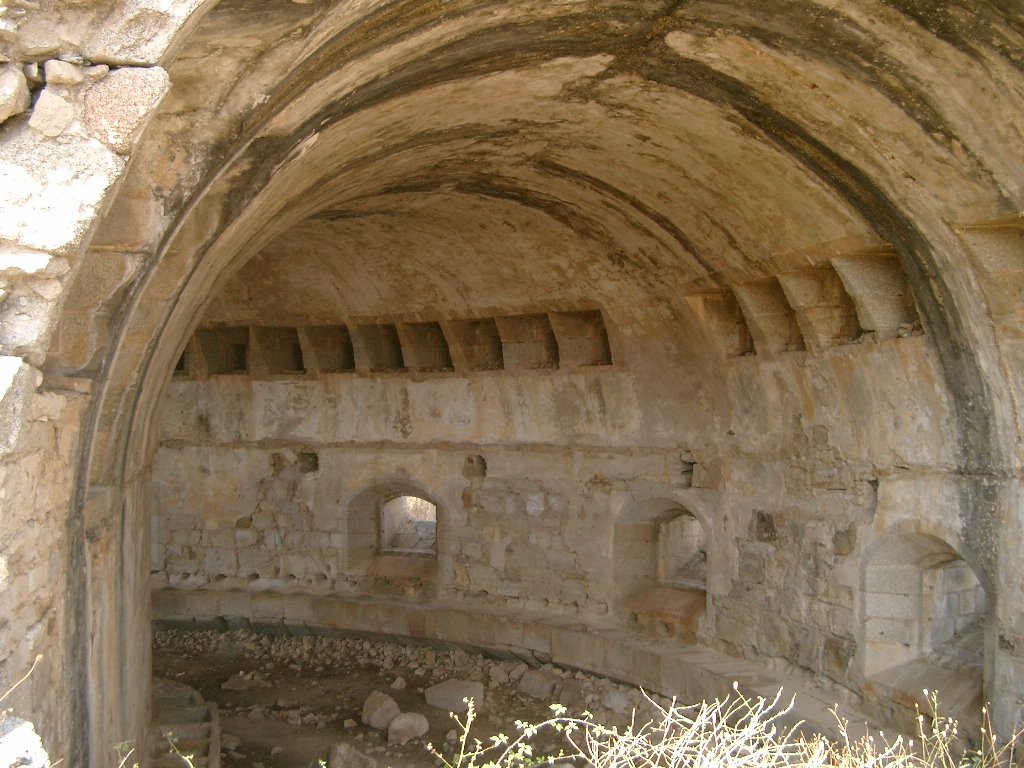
613,497 -> 709,642
346,482 -> 442,599
862,532 -> 987,730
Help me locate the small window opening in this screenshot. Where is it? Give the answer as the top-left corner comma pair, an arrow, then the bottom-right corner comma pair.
173,349 -> 189,376
549,310 -> 613,367
737,319 -> 755,356
353,324 -> 405,372
497,314 -> 559,369
229,342 -> 248,373
401,322 -> 453,372
297,451 -> 319,474
286,341 -> 303,371
381,495 -> 437,555
658,512 -> 707,589
685,291 -> 754,357
196,327 -> 250,374
450,318 -> 503,371
305,326 -> 355,373
253,326 -> 305,374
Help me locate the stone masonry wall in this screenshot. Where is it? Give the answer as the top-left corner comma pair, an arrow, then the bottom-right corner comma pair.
0,1 -> 182,762
153,442 -> 637,618
455,476 -> 607,613
152,343 -> 963,715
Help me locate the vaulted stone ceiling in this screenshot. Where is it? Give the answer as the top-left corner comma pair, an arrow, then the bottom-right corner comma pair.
133,0 -> 1021,346
30,2 -> 1022,763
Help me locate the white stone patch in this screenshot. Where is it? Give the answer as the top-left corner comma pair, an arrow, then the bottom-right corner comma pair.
84,0 -> 213,66
0,716 -> 50,768
0,248 -> 53,275
0,129 -> 124,254
0,356 -> 37,454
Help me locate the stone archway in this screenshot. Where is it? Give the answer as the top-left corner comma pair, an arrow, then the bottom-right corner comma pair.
1,3 -> 1022,765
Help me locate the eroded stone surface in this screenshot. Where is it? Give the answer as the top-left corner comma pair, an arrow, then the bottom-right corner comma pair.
27,90 -> 74,137
360,691 -> 400,731
387,713 -> 428,746
1,3 -> 1024,767
0,63 -> 30,124
0,128 -> 123,254
84,65 -> 169,153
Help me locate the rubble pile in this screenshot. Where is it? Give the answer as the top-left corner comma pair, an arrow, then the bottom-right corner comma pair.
154,628 -> 660,767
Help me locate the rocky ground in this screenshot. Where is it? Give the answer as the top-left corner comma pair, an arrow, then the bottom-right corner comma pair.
153,628 -> 654,768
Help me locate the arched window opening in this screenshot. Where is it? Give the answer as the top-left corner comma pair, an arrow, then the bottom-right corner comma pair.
380,495 -> 437,555
613,499 -> 708,642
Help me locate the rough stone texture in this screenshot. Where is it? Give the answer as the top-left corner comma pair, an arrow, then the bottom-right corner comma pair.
85,0 -> 210,65
27,90 -> 74,137
359,690 -> 400,731
0,356 -> 38,454
42,60 -> 83,86
387,712 -> 428,746
0,2 -> 1023,766
84,66 -> 169,153
518,669 -> 561,701
0,63 -> 30,124
322,742 -> 379,768
0,128 -> 124,256
424,680 -> 485,714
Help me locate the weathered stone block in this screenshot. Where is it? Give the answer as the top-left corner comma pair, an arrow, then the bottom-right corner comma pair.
425,679 -> 484,713
28,90 -> 74,137
252,592 -> 284,619
824,635 -> 856,681
0,357 -> 38,454
0,64 -> 29,124
84,0 -> 209,65
864,591 -> 916,620
387,712 -> 428,745
865,617 -> 915,645
518,668 -> 560,700
0,130 -> 123,254
43,60 -> 84,86
204,548 -> 237,575
361,691 -> 400,730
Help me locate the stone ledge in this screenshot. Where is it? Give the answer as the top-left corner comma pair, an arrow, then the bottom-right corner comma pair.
153,587 -> 895,742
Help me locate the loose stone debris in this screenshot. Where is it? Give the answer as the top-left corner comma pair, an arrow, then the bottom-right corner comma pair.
154,627 -> 654,768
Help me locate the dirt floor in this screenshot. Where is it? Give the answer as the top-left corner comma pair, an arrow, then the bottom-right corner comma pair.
153,628 -> 643,768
